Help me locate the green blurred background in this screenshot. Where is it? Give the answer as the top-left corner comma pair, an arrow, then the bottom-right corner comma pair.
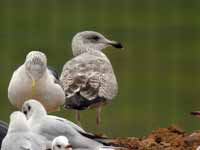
0,0 -> 200,137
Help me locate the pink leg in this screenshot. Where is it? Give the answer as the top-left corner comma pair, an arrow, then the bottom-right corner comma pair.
96,106 -> 102,129
75,110 -> 81,126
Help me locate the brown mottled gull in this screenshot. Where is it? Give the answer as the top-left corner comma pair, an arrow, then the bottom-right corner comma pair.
60,31 -> 123,126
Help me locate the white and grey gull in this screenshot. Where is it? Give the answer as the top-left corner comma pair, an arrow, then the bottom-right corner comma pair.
60,31 -> 123,126
52,136 -> 116,150
8,51 -> 65,112
22,99 -> 120,149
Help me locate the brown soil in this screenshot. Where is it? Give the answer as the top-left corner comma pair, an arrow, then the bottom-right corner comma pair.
107,125 -> 200,150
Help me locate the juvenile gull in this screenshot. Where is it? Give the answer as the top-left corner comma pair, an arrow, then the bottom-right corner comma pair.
60,31 -> 123,126
8,51 -> 65,112
1,111 -> 46,150
22,99 -> 115,149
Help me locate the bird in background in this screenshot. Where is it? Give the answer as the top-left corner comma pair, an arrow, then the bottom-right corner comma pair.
1,111 -> 47,150
8,51 -> 65,112
60,31 -> 123,127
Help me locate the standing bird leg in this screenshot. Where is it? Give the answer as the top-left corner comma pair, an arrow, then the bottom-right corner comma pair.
75,110 -> 81,126
31,79 -> 36,97
96,105 -> 102,129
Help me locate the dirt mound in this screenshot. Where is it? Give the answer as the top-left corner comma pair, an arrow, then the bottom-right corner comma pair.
108,125 -> 200,150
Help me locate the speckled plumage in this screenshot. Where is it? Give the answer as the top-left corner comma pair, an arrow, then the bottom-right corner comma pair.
60,31 -> 122,126
60,51 -> 118,110
60,31 -> 121,110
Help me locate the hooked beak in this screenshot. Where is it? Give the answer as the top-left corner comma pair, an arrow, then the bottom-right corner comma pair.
107,40 -> 123,49
191,111 -> 200,116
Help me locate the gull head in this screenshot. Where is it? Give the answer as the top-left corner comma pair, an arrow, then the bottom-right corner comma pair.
52,136 -> 72,150
72,31 -> 123,56
25,51 -> 47,81
22,99 -> 47,120
9,111 -> 29,133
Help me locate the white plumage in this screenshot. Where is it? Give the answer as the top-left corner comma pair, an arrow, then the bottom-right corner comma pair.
52,136 -> 115,150
1,111 -> 47,150
52,136 -> 72,150
8,51 -> 65,112
21,99 -> 114,149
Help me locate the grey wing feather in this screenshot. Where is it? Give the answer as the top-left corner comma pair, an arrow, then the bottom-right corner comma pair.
49,116 -> 110,145
38,117 -> 103,149
38,117 -> 80,140
60,53 -> 118,103
48,66 -> 59,80
47,66 -> 63,86
48,116 -> 86,133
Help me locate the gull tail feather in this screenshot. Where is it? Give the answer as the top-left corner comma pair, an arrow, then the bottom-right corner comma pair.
79,132 -> 127,149
65,94 -> 103,110
100,146 -> 127,150
79,131 -> 115,145
100,147 -> 114,150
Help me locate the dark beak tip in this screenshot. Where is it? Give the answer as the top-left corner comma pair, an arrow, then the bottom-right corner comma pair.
191,111 -> 200,116
114,42 -> 123,48
112,42 -> 123,49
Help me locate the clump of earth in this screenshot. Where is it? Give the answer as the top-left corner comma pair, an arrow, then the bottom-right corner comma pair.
106,125 -> 200,150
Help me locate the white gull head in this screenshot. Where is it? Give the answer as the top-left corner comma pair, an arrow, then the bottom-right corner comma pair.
52,136 -> 72,150
8,111 -> 29,133
71,31 -> 123,56
25,51 -> 47,81
22,99 -> 47,120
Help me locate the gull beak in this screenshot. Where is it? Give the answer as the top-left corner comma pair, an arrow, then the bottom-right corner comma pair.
106,40 -> 123,49
191,111 -> 200,117
65,144 -> 72,149
31,79 -> 36,96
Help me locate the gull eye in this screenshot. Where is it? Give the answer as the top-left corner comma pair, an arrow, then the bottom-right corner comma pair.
23,110 -> 27,115
57,144 -> 61,148
28,105 -> 31,111
86,35 -> 100,41
92,35 -> 100,40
